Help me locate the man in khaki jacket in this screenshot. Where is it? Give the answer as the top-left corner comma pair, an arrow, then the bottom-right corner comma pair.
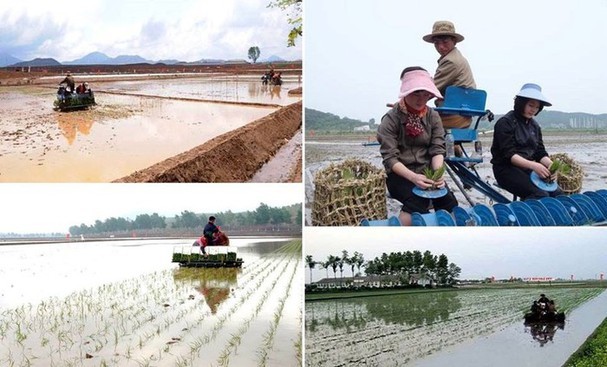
424,20 -> 476,129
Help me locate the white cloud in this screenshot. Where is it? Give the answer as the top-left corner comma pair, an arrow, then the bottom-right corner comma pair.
1,0 -> 300,62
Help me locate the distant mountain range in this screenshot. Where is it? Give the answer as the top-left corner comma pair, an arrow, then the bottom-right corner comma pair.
0,52 -> 22,67
306,108 -> 607,132
11,58 -> 62,67
64,52 -> 150,65
1,51 -> 289,67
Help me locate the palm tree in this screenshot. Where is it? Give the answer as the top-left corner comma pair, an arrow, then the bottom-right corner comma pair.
340,250 -> 349,278
321,261 -> 329,278
326,255 -> 340,279
354,251 -> 365,276
305,255 -> 316,284
348,252 -> 357,277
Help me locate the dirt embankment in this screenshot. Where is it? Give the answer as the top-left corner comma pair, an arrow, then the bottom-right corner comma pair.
115,100 -> 302,182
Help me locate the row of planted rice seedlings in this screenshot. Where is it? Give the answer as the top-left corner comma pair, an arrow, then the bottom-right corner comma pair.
256,258 -> 301,366
306,287 -> 605,366
108,266 -> 258,366
169,251 -> 296,365
87,271 -> 201,364
0,242 -> 302,367
0,274 -> 145,366
145,243 -> 299,366
202,241 -> 302,366
213,258 -> 296,366
269,249 -> 303,366
224,242 -> 302,367
80,262 -> 269,366
1,268 -> 211,367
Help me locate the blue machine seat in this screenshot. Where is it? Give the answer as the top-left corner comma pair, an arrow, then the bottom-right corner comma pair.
435,86 -> 488,117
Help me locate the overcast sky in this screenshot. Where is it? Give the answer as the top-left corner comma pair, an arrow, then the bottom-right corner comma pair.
0,0 -> 301,62
0,183 -> 301,234
305,227 -> 607,282
305,0 -> 607,121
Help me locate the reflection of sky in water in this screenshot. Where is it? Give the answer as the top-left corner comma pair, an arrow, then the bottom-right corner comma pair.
0,237 -> 294,309
98,76 -> 301,105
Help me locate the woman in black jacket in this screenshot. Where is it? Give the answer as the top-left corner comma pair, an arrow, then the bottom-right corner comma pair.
490,83 -> 563,200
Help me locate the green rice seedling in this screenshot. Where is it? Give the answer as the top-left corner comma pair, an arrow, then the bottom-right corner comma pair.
547,159 -> 571,182
256,348 -> 268,367
229,335 -> 241,354
217,348 -> 230,367
189,338 -> 203,355
422,165 -> 446,190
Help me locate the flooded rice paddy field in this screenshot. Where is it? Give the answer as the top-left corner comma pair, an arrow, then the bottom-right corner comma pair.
305,132 -> 607,223
0,75 -> 301,182
96,75 -> 301,106
305,288 -> 607,367
0,238 -> 302,367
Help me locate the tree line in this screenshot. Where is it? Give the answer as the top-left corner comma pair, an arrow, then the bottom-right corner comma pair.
305,249 -> 461,287
305,108 -> 375,133
69,203 -> 301,235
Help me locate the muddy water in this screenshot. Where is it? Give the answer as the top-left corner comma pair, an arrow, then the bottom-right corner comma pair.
97,75 -> 302,106
250,130 -> 302,182
0,87 -> 275,182
412,289 -> 607,367
305,132 -> 607,224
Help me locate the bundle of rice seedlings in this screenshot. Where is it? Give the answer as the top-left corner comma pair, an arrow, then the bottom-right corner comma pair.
549,153 -> 584,194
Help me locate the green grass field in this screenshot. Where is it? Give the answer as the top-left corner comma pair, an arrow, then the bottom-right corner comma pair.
564,316 -> 607,367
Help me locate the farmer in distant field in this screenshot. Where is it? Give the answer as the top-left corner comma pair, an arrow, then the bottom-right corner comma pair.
377,66 -> 458,226
538,293 -> 550,304
60,72 -> 76,92
76,82 -> 87,94
203,216 -> 219,247
490,84 -> 564,200
424,20 -> 476,130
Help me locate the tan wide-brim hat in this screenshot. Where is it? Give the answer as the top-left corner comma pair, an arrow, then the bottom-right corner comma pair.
423,20 -> 465,43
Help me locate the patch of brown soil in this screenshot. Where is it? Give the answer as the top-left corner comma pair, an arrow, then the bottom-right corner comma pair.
288,87 -> 302,96
289,153 -> 303,182
114,100 -> 302,182
0,62 -> 302,86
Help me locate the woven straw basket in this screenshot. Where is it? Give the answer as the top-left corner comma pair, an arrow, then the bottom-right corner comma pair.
312,159 -> 387,226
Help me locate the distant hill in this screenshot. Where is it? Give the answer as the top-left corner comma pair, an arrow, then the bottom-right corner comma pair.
113,55 -> 150,65
480,110 -> 607,130
306,108 -> 376,132
0,53 -> 22,67
263,55 -> 285,62
308,108 -> 607,132
189,58 -> 228,65
65,52 -> 152,65
12,58 -> 61,67
65,52 -> 112,65
156,59 -> 181,65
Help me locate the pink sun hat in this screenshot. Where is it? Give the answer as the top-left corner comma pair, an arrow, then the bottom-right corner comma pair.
399,69 -> 442,100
